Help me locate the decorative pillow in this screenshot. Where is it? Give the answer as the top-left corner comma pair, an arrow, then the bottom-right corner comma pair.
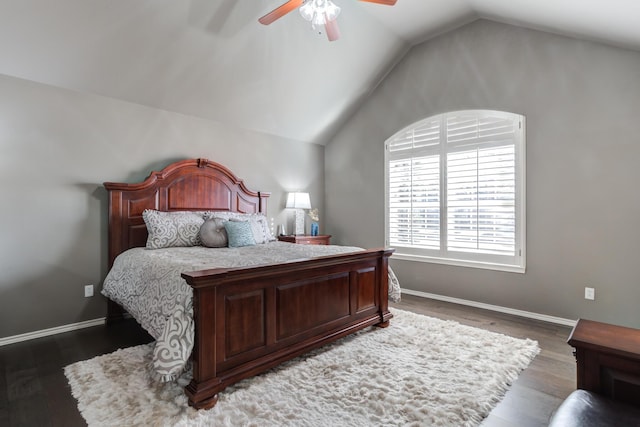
203,212 -> 275,244
253,215 -> 276,243
142,209 -> 205,249
199,218 -> 228,248
224,220 -> 256,248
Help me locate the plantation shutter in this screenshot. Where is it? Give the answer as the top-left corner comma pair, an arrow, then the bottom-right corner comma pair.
445,114 -> 517,255
385,110 -> 525,272
387,119 -> 440,249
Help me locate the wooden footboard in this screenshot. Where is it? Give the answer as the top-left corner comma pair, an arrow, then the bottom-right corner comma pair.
181,247 -> 394,409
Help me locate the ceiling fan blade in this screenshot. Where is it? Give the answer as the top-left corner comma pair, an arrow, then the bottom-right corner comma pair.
325,18 -> 341,42
358,0 -> 397,5
259,0 -> 304,25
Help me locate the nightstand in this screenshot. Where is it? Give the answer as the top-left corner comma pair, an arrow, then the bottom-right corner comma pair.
277,235 -> 331,245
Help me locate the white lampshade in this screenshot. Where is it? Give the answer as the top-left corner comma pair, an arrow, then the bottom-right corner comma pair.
286,192 -> 311,210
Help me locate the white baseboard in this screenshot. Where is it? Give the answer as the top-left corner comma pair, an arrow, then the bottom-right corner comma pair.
401,289 -> 577,327
0,318 -> 106,347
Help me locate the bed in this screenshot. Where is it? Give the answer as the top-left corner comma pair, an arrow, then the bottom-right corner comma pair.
103,158 -> 396,410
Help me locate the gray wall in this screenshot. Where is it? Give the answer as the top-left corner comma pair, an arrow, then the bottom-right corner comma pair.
326,20 -> 640,328
0,73 -> 324,339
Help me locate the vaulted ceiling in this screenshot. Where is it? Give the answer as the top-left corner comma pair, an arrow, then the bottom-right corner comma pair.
1,0 -> 639,145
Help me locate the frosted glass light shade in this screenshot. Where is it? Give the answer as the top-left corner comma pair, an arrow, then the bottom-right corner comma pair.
299,2 -> 315,21
286,192 -> 311,209
324,1 -> 340,20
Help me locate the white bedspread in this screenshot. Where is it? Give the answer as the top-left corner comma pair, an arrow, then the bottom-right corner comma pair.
102,242 -> 401,380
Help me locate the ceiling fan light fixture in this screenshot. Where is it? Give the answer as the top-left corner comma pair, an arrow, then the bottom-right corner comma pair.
299,0 -> 341,29
259,0 -> 394,42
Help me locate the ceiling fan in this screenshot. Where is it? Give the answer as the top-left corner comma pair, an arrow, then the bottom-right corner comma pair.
259,0 -> 397,42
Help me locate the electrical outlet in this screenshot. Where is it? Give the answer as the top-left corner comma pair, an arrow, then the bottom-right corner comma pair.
584,287 -> 595,301
84,284 -> 94,298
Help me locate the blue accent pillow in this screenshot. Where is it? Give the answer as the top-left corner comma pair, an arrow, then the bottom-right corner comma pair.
224,221 -> 256,248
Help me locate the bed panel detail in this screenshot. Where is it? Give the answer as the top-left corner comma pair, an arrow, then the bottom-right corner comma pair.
237,193 -> 260,213
167,175 -> 233,211
275,273 -> 351,340
128,224 -> 148,249
354,267 -> 377,313
128,193 -> 159,216
224,290 -> 266,357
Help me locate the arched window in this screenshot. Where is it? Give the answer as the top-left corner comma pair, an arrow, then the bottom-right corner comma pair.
385,110 -> 526,272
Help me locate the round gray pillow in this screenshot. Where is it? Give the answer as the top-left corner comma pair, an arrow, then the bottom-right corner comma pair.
199,217 -> 228,248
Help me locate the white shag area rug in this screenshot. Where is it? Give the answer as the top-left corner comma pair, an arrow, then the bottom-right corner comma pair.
64,309 -> 539,427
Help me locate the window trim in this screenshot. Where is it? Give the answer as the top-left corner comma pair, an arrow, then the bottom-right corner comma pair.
384,110 -> 526,274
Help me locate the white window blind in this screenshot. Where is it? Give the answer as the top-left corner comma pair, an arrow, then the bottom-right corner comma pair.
385,110 -> 525,273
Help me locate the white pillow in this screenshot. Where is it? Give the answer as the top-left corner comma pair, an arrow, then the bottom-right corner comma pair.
142,209 -> 205,249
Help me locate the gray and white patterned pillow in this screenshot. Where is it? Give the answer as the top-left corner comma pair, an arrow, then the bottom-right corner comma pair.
224,220 -> 256,247
142,209 -> 205,249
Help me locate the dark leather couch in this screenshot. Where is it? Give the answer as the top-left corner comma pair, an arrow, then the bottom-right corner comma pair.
549,389 -> 640,427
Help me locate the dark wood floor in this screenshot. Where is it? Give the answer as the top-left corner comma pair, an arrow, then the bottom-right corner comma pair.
0,319 -> 153,427
0,295 -> 575,426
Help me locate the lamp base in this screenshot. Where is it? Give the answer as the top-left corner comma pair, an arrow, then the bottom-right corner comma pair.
294,209 -> 305,235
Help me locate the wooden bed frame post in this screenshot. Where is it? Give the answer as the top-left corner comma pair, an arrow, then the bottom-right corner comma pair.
185,287 -> 221,408
376,252 -> 393,328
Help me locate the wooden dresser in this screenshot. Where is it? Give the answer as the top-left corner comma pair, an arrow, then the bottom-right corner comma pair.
568,318 -> 640,407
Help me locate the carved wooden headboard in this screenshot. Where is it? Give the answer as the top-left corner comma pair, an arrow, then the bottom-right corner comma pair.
104,158 -> 270,267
